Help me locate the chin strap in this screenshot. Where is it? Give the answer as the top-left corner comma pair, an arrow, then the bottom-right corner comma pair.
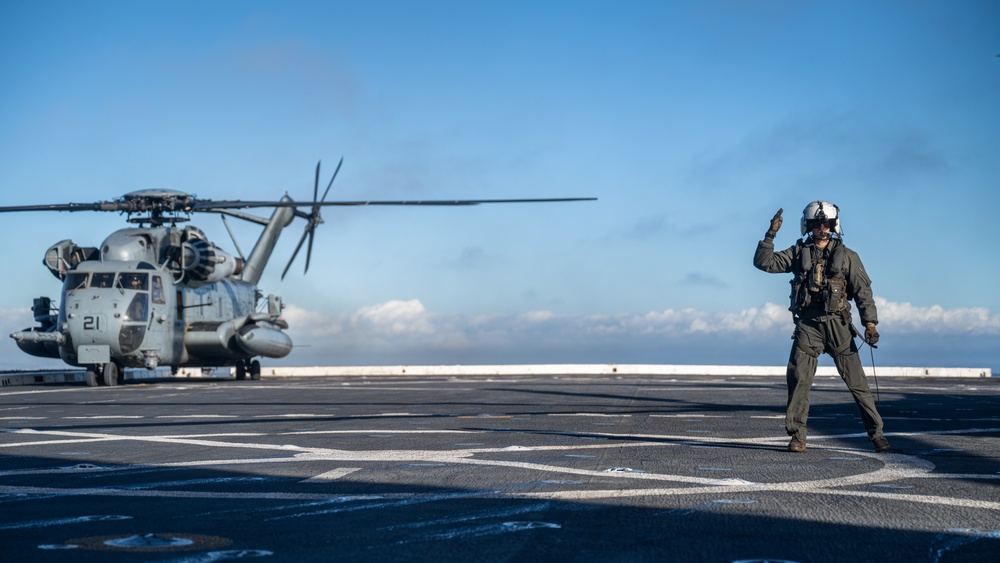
805,233 -> 841,244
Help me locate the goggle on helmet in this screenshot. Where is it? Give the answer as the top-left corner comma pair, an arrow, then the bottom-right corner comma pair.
800,200 -> 842,236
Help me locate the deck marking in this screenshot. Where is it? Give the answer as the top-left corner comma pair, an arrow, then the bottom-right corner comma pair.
0,514 -> 131,530
2,426 -> 999,514
303,468 -> 361,483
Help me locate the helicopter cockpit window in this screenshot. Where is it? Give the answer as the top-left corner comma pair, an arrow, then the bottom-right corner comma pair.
151,275 -> 165,304
118,272 -> 148,291
65,273 -> 89,291
123,293 -> 149,323
91,272 -> 116,288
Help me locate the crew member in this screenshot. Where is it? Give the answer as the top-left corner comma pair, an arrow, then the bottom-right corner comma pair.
753,201 -> 889,453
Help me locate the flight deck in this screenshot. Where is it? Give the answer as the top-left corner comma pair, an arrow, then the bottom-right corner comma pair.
1,372 -> 998,562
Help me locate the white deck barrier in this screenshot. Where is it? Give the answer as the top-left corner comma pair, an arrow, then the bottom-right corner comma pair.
255,364 -> 993,378
0,365 -> 991,387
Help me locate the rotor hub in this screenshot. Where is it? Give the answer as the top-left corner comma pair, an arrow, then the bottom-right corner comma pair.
120,190 -> 196,225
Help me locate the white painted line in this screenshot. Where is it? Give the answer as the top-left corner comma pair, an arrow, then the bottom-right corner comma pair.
64,416 -> 144,420
154,549 -> 274,562
256,414 -> 329,418
158,433 -> 267,439
650,414 -> 728,418
0,438 -> 117,449
548,413 -> 632,417
378,502 -> 552,532
0,514 -> 131,530
285,430 -> 481,435
303,468 -> 362,483
156,415 -> 239,419
5,425 -> 1000,515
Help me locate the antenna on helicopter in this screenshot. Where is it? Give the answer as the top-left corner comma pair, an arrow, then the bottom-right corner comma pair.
281,158 -> 342,280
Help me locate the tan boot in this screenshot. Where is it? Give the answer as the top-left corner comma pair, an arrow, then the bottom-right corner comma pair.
788,438 -> 806,453
872,436 -> 890,453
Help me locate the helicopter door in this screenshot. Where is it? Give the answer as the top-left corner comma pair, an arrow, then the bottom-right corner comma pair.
144,274 -> 173,367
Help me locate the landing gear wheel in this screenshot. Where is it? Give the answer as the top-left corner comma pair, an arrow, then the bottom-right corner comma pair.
100,362 -> 120,386
235,362 -> 247,380
249,360 -> 261,381
85,367 -> 99,387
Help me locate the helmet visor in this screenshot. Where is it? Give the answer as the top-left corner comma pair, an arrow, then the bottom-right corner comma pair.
806,219 -> 837,231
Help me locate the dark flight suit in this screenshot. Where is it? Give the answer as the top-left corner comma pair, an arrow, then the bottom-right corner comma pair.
754,236 -> 885,445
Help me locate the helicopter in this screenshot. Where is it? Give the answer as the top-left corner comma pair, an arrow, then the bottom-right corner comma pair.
3,161 -> 595,386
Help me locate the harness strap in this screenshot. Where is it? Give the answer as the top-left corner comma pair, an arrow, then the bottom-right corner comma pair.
795,337 -> 820,359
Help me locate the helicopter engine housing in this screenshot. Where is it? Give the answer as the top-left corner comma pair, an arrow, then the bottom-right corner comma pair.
44,240 -> 99,280
180,239 -> 243,286
236,324 -> 292,358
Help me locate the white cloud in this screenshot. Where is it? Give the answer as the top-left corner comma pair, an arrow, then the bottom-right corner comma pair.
350,299 -> 434,336
276,297 -> 1000,368
876,297 -> 1000,334
284,298 -> 1000,349
2,299 -> 996,370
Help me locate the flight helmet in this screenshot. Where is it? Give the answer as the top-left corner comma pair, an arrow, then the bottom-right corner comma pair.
800,200 -> 841,237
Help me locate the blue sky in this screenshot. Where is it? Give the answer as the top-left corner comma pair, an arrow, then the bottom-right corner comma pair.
1,1 -> 998,370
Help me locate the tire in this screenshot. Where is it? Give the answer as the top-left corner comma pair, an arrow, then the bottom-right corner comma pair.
235,362 -> 247,380
101,362 -> 119,386
85,367 -> 99,387
249,360 -> 261,381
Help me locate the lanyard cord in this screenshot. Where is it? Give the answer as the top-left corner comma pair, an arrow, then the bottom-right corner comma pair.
866,342 -> 880,406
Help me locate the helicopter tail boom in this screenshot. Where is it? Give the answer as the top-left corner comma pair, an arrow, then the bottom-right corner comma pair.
239,198 -> 296,285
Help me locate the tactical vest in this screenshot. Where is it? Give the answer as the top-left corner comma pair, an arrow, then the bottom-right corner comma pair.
788,239 -> 850,317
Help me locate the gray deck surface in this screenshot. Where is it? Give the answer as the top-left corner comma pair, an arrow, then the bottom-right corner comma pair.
1,374 -> 998,562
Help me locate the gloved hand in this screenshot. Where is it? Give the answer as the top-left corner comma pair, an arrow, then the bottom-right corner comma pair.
765,208 -> 783,239
864,322 -> 880,347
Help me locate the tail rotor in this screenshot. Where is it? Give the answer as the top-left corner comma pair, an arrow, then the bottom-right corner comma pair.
281,158 -> 343,279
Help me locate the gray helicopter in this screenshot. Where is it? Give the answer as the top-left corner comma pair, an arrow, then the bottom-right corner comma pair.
4,161 -> 594,386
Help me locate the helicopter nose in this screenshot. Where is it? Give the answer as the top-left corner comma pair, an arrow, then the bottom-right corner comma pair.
64,290 -> 149,362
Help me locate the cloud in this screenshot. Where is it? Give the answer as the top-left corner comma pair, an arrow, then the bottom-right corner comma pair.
350,299 -> 435,336
678,272 -> 728,289
877,297 -> 1000,334
280,298 -> 999,368
3,299 -> 995,371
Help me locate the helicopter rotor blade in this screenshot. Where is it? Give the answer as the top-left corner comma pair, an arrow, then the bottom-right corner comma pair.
303,156 -> 340,275
0,201 -> 128,213
313,161 -> 321,204
319,157 -> 343,204
304,227 -> 315,275
0,197 -> 598,216
192,197 -> 596,211
281,226 -> 312,280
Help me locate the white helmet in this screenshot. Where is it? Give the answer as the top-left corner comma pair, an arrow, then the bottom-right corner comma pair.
800,200 -> 841,236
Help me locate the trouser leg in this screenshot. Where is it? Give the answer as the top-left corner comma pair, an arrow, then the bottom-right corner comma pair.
831,332 -> 885,441
786,322 -> 821,440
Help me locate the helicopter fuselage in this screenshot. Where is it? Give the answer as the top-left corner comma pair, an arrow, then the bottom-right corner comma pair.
53,260 -> 289,368
12,217 -> 293,385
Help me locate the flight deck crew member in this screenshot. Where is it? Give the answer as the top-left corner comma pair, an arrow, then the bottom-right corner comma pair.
753,201 -> 890,453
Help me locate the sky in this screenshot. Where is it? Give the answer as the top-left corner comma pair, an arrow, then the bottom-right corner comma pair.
1,1 -> 998,371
